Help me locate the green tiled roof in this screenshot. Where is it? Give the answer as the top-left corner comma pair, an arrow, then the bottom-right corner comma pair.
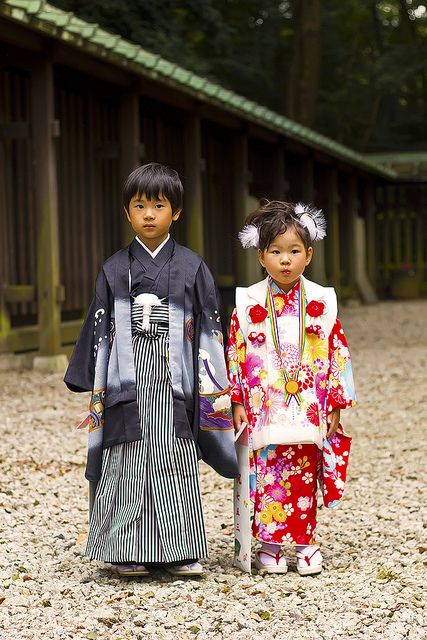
0,0 -> 397,179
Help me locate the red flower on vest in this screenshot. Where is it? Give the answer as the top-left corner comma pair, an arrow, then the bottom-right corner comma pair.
306,300 -> 325,318
306,324 -> 323,337
248,331 -> 266,344
248,304 -> 268,323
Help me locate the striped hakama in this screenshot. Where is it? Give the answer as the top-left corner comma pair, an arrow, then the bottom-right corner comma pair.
86,302 -> 208,564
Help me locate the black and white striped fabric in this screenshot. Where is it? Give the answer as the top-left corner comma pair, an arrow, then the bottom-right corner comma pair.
85,301 -> 208,563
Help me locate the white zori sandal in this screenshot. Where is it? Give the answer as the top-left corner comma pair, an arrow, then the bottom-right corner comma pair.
113,564 -> 150,577
166,561 -> 204,576
254,548 -> 288,574
296,546 -> 323,576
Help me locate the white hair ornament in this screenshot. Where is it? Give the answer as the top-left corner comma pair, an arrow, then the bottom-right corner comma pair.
238,224 -> 260,249
294,202 -> 327,242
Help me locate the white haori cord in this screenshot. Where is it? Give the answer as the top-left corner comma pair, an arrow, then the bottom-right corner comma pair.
134,293 -> 164,331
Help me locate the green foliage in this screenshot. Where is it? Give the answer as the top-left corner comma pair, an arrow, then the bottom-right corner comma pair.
51,0 -> 426,151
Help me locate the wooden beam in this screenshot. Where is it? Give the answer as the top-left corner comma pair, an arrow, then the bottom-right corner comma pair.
0,320 -> 82,355
138,77 -> 194,111
53,43 -> 131,88
184,113 -> 204,254
197,102 -> 241,130
119,92 -> 141,245
31,59 -> 62,357
248,123 -> 279,144
0,19 -> 44,53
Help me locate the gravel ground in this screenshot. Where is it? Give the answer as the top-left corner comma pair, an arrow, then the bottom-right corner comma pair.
0,300 -> 426,640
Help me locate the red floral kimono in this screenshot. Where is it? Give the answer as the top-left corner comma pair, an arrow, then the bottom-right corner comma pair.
227,278 -> 355,546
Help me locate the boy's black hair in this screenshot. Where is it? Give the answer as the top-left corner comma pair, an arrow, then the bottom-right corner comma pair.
123,163 -> 184,213
245,200 -> 311,251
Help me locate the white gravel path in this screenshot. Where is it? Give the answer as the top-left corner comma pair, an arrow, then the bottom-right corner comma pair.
1,301 -> 426,640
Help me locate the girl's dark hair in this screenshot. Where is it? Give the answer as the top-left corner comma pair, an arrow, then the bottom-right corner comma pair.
123,163 -> 184,213
246,200 -> 311,251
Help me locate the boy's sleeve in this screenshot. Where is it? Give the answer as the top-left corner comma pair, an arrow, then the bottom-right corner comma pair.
64,269 -> 111,393
326,318 -> 356,413
226,308 -> 246,405
195,262 -> 239,479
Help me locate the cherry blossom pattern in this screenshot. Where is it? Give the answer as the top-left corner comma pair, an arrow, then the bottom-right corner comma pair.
253,444 -> 318,545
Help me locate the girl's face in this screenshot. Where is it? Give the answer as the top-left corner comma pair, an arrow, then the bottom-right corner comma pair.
258,227 -> 312,292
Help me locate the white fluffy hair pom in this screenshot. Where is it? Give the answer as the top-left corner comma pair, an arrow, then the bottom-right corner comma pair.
238,224 -> 260,249
294,202 -> 327,242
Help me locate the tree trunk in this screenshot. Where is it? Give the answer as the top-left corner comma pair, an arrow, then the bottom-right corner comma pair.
286,0 -> 321,127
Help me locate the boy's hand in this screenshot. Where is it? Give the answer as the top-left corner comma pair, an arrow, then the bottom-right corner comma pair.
326,407 -> 340,438
232,403 -> 249,432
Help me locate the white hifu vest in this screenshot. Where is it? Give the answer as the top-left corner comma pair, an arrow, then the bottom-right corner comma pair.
235,276 -> 337,450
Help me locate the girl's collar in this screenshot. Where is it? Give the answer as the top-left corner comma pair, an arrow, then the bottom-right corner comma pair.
269,277 -> 301,297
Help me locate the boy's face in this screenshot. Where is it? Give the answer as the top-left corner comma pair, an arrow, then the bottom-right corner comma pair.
258,227 -> 312,293
125,192 -> 181,251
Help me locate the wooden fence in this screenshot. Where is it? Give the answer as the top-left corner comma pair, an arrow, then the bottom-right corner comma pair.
1,57 -> 426,357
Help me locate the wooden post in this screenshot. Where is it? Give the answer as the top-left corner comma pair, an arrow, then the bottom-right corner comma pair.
273,144 -> 286,200
184,113 -> 204,254
364,179 -> 377,287
326,168 -> 341,293
346,174 -> 358,293
31,60 -> 66,370
415,187 -> 426,290
302,157 -> 327,284
119,92 -> 141,245
382,187 -> 392,285
233,130 -> 259,285
347,174 -> 377,303
0,139 -> 11,340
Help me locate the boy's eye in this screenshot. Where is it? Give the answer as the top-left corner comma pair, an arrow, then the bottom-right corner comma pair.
292,249 -> 300,254
271,250 -> 280,255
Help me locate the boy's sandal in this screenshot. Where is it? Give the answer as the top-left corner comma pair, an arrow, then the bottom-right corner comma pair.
113,564 -> 150,577
254,549 -> 288,574
166,561 -> 204,577
296,547 -> 322,576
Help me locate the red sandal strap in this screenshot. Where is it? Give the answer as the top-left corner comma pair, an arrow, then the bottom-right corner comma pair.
296,547 -> 321,565
258,549 -> 284,565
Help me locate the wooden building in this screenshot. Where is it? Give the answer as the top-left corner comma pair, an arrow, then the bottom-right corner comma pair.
0,0 -> 426,367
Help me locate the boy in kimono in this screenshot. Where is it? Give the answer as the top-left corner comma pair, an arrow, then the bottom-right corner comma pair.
65,162 -> 238,577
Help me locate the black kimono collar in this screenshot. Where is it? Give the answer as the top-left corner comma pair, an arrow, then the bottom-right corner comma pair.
129,236 -> 174,269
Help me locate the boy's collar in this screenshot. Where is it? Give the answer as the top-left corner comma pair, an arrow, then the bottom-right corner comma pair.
135,234 -> 170,258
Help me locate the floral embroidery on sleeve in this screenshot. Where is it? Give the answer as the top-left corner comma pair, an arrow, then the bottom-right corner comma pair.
326,318 -> 356,412
226,308 -> 246,404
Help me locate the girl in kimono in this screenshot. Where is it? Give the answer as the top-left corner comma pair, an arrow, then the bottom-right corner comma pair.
65,163 -> 238,577
227,200 -> 356,575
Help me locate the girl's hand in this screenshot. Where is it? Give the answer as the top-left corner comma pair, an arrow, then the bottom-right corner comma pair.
326,407 -> 340,438
232,403 -> 249,432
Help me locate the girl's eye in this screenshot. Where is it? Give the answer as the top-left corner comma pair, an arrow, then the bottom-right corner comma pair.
155,204 -> 164,209
272,250 -> 280,255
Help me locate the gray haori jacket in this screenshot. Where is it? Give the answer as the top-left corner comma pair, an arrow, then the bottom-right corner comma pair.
64,240 -> 239,482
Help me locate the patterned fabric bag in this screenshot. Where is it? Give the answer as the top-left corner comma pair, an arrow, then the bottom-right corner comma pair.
318,425 -> 352,508
233,427 -> 252,573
